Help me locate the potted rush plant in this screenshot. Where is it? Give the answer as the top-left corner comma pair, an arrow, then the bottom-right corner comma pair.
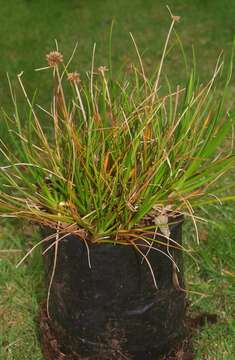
0,15 -> 235,360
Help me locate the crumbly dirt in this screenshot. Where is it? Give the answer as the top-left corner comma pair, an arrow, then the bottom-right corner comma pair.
38,303 -> 131,360
38,303 -> 218,360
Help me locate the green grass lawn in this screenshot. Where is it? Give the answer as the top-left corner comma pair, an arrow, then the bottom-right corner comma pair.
1,0 -> 235,359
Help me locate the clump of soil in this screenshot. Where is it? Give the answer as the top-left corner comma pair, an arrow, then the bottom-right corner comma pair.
40,226 -> 186,360
38,302 -> 218,360
39,303 -> 131,360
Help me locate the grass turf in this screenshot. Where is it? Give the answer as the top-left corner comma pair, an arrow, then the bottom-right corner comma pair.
0,0 -> 235,359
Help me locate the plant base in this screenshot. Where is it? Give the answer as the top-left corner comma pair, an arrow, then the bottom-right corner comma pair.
39,301 -> 191,360
40,219 -> 187,359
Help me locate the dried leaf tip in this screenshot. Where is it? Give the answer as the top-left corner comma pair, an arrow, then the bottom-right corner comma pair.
46,51 -> 63,67
67,72 -> 81,83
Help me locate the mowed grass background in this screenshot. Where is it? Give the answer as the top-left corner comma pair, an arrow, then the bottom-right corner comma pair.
0,0 -> 235,359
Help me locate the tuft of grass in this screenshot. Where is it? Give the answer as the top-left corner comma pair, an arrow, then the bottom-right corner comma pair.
0,17 -> 234,252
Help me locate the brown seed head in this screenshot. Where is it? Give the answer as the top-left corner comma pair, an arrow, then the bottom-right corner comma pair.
46,51 -> 63,67
98,66 -> 109,74
172,15 -> 181,23
67,72 -> 81,83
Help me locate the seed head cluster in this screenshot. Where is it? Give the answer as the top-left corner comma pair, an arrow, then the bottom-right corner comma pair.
46,51 -> 63,67
98,66 -> 109,74
67,72 -> 81,83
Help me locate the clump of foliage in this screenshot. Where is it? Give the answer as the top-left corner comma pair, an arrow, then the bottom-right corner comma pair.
0,15 -> 234,251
